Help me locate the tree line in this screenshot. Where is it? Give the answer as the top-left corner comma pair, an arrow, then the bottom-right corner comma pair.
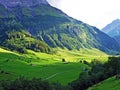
70,56 -> 120,90
0,56 -> 120,90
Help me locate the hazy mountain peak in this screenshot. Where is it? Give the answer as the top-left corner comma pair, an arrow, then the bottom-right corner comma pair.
0,0 -> 49,8
102,18 -> 120,34
102,19 -> 120,45
111,19 -> 120,25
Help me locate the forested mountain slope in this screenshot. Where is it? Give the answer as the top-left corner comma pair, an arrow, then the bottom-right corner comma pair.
0,0 -> 120,53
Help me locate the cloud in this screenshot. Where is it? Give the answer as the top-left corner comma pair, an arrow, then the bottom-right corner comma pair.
47,0 -> 120,29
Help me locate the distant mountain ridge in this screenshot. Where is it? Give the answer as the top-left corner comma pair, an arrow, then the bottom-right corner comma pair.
102,19 -> 120,37
0,0 -> 120,54
102,19 -> 120,45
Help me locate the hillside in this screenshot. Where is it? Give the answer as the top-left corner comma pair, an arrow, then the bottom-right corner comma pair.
0,47 -> 108,85
114,35 -> 120,45
0,0 -> 49,7
88,76 -> 120,90
0,0 -> 120,54
102,19 -> 120,45
102,19 -> 120,36
0,30 -> 52,53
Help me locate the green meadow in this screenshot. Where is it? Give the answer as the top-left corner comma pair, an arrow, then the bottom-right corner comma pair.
88,76 -> 120,90
0,48 -> 108,85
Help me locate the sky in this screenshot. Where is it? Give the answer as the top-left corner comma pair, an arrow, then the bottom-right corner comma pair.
47,0 -> 120,29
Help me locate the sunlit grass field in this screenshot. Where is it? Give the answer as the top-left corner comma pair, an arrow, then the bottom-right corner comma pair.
88,76 -> 120,90
0,48 -> 108,84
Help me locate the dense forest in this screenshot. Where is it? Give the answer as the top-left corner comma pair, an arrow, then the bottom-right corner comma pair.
0,18 -> 53,54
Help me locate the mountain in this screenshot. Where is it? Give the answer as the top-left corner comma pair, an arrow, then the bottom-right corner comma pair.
0,0 -> 120,54
0,0 -> 49,8
102,19 -> 120,37
114,35 -> 120,45
102,19 -> 120,45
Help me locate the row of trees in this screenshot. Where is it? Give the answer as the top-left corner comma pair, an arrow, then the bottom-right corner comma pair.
70,56 -> 120,90
0,77 -> 71,90
1,56 -> 120,90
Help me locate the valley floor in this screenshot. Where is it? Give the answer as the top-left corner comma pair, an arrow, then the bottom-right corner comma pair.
0,48 -> 108,85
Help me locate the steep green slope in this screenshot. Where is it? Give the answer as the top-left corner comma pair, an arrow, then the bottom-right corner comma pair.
0,2 -> 120,53
3,31 -> 52,53
0,16 -> 52,53
88,76 -> 120,90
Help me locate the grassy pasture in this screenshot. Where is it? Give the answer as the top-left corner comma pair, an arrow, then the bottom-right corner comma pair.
88,76 -> 120,90
0,48 -> 108,84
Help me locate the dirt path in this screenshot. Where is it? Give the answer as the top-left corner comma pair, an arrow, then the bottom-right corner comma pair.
44,70 -> 73,80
